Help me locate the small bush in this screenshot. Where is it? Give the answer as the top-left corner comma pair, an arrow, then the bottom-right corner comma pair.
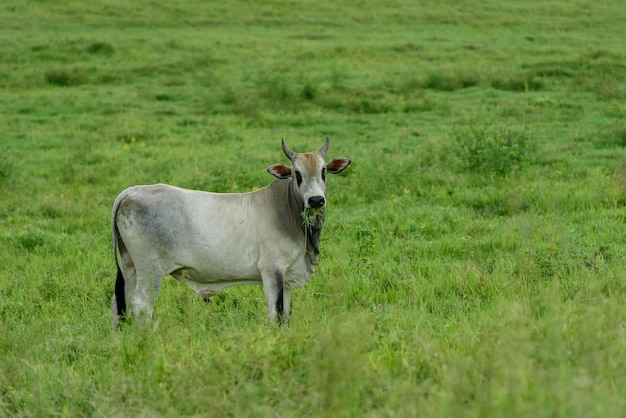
452,125 -> 535,176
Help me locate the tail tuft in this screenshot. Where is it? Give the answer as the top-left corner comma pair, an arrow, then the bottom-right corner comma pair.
115,264 -> 126,318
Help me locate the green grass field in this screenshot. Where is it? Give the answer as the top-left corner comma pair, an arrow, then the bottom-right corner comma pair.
1,0 -> 626,416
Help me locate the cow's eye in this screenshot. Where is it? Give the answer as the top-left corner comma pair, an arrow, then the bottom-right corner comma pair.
322,168 -> 326,182
295,170 -> 303,186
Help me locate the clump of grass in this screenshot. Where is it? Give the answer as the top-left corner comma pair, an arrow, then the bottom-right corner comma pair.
594,124 -> 626,149
85,41 -> 115,56
155,93 -> 175,102
594,74 -> 622,101
221,85 -> 238,105
0,152 -> 15,181
613,125 -> 626,147
300,80 -> 318,100
423,70 -> 479,91
44,68 -> 87,87
491,75 -> 544,92
259,72 -> 296,104
451,124 -> 535,176
301,207 -> 324,227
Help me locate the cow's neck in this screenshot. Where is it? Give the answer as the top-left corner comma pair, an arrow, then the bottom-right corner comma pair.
284,179 -> 306,230
281,179 -> 325,267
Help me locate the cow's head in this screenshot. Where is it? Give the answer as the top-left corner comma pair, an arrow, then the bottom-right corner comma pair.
268,138 -> 351,208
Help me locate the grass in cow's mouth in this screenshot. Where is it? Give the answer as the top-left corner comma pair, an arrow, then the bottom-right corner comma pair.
301,207 -> 324,227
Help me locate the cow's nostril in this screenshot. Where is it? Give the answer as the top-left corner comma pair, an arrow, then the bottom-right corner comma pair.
308,196 -> 325,208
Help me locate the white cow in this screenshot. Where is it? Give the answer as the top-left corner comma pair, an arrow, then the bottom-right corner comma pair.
111,139 -> 351,328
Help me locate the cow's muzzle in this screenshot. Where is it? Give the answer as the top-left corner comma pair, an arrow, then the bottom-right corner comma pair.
307,196 -> 326,208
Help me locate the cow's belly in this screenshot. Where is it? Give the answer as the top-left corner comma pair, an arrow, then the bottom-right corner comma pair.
167,216 -> 262,280
178,246 -> 261,282
190,263 -> 259,282
171,267 -> 262,300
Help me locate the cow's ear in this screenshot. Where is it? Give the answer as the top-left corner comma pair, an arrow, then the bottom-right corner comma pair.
326,157 -> 351,174
267,163 -> 292,179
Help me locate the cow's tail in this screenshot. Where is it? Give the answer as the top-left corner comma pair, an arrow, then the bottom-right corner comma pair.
111,189 -> 131,326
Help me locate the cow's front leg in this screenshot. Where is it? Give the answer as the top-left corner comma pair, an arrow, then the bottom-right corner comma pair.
261,270 -> 289,324
280,287 -> 292,325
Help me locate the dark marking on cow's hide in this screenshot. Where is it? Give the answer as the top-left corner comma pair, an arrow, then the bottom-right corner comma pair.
306,210 -> 325,255
115,264 -> 126,318
119,187 -> 184,251
275,272 -> 284,323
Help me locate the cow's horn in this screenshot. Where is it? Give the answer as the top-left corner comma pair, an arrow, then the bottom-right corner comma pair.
319,137 -> 330,158
282,139 -> 296,161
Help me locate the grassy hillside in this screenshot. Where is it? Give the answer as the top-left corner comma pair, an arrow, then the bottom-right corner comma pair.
1,0 -> 625,416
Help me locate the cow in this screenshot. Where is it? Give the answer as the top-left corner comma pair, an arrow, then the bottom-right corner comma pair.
110,138 -> 351,329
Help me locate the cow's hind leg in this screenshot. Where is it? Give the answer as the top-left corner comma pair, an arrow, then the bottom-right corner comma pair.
130,265 -> 166,327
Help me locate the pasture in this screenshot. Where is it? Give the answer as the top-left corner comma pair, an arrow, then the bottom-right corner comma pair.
1,0 -> 625,416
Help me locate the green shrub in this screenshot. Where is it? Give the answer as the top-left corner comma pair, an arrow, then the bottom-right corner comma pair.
452,125 -> 535,175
